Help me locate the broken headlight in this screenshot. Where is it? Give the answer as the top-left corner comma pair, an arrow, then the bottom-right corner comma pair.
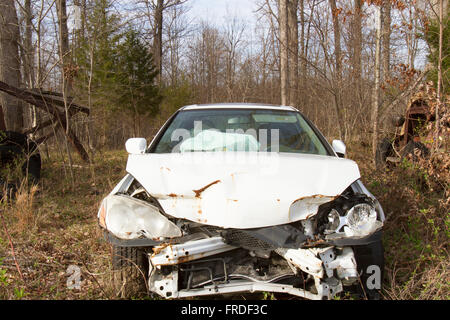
343,203 -> 380,237
98,194 -> 182,240
321,196 -> 383,238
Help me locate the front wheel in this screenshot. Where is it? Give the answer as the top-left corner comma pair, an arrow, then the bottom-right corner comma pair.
111,245 -> 149,298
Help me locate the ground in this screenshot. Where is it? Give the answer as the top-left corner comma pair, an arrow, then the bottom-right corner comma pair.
0,145 -> 448,300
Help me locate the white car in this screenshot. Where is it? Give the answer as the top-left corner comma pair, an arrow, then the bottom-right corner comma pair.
98,103 -> 385,300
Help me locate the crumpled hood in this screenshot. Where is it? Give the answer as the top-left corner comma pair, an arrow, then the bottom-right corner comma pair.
126,152 -> 360,229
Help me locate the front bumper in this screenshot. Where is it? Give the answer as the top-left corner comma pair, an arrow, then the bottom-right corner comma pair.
146,235 -> 370,300
104,228 -> 382,300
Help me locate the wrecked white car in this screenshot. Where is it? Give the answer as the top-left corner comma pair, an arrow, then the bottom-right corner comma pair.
98,103 -> 385,300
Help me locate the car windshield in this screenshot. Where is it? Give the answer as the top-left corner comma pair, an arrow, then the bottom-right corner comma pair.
152,109 -> 329,155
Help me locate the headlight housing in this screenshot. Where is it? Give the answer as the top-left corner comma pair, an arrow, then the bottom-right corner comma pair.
98,194 -> 182,240
324,201 -> 382,238
344,203 -> 380,237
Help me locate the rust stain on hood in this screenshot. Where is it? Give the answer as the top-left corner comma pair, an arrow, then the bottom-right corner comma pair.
193,180 -> 221,198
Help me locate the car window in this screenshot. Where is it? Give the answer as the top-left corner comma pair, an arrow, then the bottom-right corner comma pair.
152,109 -> 329,155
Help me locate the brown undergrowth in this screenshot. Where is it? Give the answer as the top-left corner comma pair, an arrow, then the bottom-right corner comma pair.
349,136 -> 449,300
0,150 -> 129,299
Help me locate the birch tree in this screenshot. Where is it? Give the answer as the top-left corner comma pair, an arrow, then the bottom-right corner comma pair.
372,4 -> 382,160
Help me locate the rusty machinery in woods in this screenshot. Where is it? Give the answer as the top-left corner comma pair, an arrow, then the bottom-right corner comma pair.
376,90 -> 449,167
0,81 -> 90,193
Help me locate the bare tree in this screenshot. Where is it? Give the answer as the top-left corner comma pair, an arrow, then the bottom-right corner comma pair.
382,0 -> 391,80
435,0 -> 444,150
22,0 -> 35,88
287,0 -> 298,106
352,0 -> 362,107
372,4 -> 382,160
138,0 -> 188,85
224,14 -> 246,102
278,0 -> 289,105
329,0 -> 344,140
186,22 -> 225,103
25,0 -> 38,133
0,0 -> 23,131
299,0 -> 305,92
153,0 -> 163,85
164,3 -> 190,87
56,0 -> 71,95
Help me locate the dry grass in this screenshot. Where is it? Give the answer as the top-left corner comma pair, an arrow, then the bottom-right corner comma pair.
0,150 -> 130,300
349,142 -> 449,300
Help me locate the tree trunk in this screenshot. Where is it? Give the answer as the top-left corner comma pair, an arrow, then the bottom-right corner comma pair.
57,0 -> 76,178
329,0 -> 344,140
353,0 -> 362,99
56,0 -> 72,96
299,0 -> 306,96
435,0 -> 443,150
23,0 -> 37,132
372,6 -> 382,160
23,0 -> 34,88
382,0 -> 391,80
153,0 -> 164,86
0,0 -> 23,131
288,0 -> 299,107
279,0 -> 289,106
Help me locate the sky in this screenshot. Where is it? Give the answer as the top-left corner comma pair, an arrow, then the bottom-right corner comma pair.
186,0 -> 258,26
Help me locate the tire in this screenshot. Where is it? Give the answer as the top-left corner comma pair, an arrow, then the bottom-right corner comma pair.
375,138 -> 393,169
0,131 -> 27,147
111,245 -> 149,298
352,240 -> 384,300
1,131 -> 41,183
401,141 -> 429,162
21,153 -> 41,183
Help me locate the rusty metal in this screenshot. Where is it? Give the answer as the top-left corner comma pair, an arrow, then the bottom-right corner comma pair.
193,180 -> 221,198
292,194 -> 338,204
152,242 -> 171,255
288,194 -> 338,222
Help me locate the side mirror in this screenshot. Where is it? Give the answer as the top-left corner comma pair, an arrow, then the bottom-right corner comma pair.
332,140 -> 346,158
125,138 -> 147,154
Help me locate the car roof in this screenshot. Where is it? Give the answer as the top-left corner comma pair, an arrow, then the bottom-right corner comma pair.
180,103 -> 298,112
